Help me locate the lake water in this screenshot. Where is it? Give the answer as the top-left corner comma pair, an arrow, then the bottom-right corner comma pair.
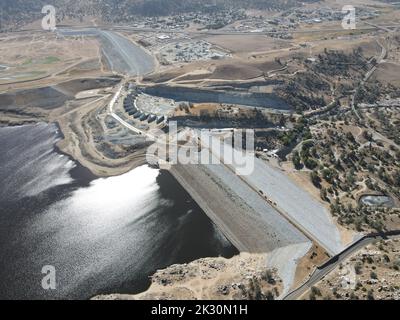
0,123 -> 237,300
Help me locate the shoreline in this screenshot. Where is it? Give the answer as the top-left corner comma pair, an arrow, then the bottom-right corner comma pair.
92,253 -> 283,300
2,119 -> 150,178
55,130 -> 149,178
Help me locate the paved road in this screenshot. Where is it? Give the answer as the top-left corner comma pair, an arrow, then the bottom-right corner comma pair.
14,22 -> 400,36
364,22 -> 395,34
107,83 -> 158,140
351,39 -> 387,120
110,25 -> 400,36
284,231 -> 400,300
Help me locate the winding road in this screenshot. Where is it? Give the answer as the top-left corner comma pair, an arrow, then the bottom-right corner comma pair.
351,38 -> 388,121
284,231 -> 400,300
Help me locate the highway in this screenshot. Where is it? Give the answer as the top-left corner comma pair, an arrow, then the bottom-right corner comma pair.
14,21 -> 400,37
110,24 -> 400,36
284,231 -> 400,300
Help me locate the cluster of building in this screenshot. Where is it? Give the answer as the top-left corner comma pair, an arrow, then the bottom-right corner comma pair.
135,32 -> 189,51
285,6 -> 380,24
128,9 -> 247,32
230,17 -> 297,36
135,32 -> 229,65
225,6 -> 380,39
159,40 -> 229,63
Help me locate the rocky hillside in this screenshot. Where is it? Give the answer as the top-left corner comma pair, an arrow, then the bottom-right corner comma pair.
93,253 -> 283,300
0,0 -> 320,29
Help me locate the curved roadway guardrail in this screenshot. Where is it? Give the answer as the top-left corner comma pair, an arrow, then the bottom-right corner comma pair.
284,230 -> 400,300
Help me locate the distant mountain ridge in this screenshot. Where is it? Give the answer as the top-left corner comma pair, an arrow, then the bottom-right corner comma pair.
0,0 -> 319,29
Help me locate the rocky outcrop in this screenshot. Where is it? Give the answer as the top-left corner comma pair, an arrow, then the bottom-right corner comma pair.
93,253 -> 283,300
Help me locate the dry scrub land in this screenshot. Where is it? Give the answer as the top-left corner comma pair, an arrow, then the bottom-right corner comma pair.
303,239 -> 400,300
0,32 -> 103,88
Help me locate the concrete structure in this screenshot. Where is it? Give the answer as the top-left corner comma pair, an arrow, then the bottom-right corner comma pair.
202,131 -> 344,255
170,163 -> 312,253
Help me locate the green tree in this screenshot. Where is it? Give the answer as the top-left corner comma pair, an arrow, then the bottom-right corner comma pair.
304,157 -> 318,170
292,151 -> 302,170
311,171 -> 322,188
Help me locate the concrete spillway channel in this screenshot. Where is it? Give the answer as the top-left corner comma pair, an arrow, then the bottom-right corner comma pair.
57,28 -> 155,76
